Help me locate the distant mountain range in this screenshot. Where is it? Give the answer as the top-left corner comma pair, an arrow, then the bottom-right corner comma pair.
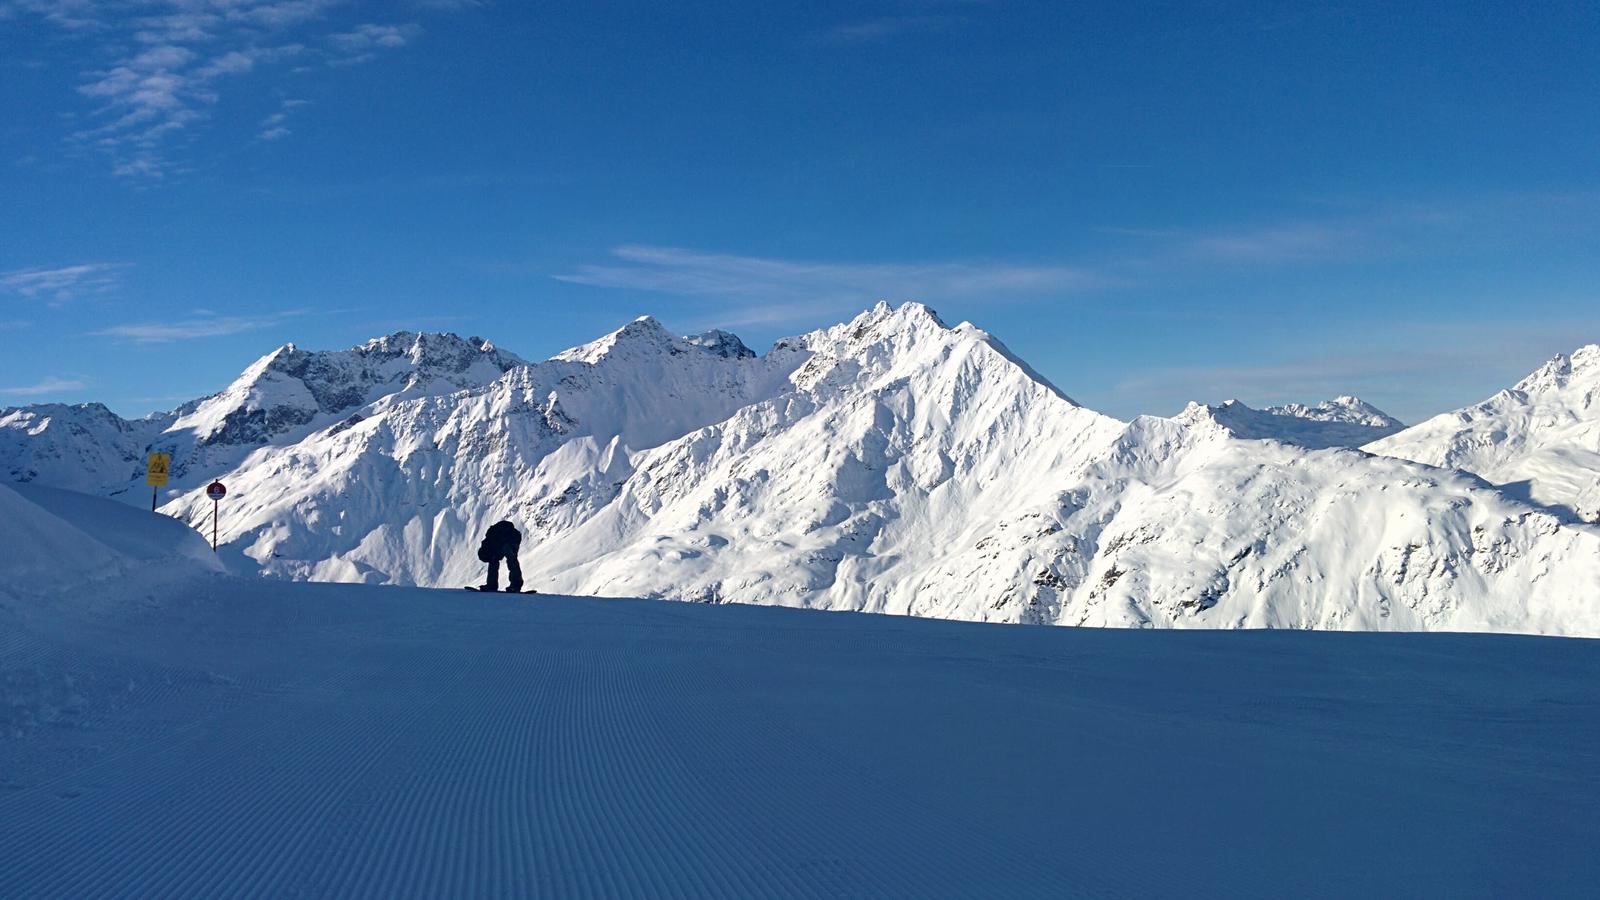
4,302 -> 1598,634
1178,396 -> 1404,449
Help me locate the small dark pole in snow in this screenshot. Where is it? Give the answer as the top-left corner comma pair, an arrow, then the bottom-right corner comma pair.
206,481 -> 227,552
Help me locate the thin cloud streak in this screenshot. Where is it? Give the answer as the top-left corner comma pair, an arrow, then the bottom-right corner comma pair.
1095,195 -> 1588,269
256,98 -> 306,140
91,311 -> 301,343
1181,223 -> 1375,264
0,376 -> 89,397
826,14 -> 963,43
0,262 -> 127,304
1094,216 -> 1404,268
555,245 -> 1113,326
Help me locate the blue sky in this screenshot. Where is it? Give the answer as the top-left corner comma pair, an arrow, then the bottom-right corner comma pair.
2,0 -> 1598,423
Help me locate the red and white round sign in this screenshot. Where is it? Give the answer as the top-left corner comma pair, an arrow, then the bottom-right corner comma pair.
206,481 -> 227,500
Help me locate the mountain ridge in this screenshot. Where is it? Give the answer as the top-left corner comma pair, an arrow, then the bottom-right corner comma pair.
1367,343 -> 1600,522
1176,396 -> 1404,449
3,306 -> 1598,634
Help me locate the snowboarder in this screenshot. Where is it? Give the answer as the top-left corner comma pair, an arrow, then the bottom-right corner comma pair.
474,520 -> 523,593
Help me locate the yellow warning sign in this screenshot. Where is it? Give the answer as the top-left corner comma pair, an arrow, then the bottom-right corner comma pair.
146,452 -> 171,487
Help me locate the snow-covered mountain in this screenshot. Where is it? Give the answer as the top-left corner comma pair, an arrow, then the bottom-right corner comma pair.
2,331 -> 524,499
160,314 -> 810,582
536,312 -> 1593,631
1367,345 -> 1600,523
0,402 -> 170,494
161,330 -> 527,476
4,304 -> 1599,634
1177,396 -> 1404,449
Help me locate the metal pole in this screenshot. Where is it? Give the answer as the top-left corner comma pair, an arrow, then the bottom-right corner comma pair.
213,499 -> 218,552
152,486 -> 157,513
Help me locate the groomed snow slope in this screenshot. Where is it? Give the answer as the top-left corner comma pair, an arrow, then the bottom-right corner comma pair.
2,488 -> 1598,897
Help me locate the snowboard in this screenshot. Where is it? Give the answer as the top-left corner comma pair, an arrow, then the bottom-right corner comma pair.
463,586 -> 530,594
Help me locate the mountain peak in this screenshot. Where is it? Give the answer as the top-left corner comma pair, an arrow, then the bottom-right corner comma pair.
554,316 -> 762,366
1515,343 -> 1600,396
172,330 -> 527,450
1264,396 -> 1403,429
857,299 -> 947,330
351,330 -> 520,367
684,329 -> 755,359
829,301 -> 950,351
555,315 -> 686,364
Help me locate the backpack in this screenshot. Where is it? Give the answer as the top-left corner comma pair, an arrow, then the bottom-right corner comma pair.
485,520 -> 521,550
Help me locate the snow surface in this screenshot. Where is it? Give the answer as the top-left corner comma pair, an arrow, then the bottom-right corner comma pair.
1368,345 -> 1600,522
0,482 -> 221,595
3,486 -> 1598,897
4,305 -> 1599,635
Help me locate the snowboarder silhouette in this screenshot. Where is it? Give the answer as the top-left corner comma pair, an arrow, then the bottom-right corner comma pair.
474,520 -> 523,593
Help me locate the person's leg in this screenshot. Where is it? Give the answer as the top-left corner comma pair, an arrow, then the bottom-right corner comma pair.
506,551 -> 523,592
485,556 -> 501,591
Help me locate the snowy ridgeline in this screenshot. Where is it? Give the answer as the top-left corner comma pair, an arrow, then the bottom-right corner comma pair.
3,303 -> 1600,634
1,485 -> 1597,897
1369,345 -> 1600,521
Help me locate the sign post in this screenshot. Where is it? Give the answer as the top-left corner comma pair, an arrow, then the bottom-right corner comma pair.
206,481 -> 227,552
146,452 -> 171,512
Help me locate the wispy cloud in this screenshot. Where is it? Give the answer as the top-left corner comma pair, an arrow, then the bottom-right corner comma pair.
328,22 -> 421,66
0,0 -> 102,29
554,245 -> 1112,326
91,310 -> 301,343
1095,199 -> 1506,270
1091,217 -> 1400,269
0,376 -> 89,397
1181,222 -> 1377,264
826,14 -> 962,43
257,97 -> 308,140
0,262 -> 127,304
823,0 -> 992,43
70,28 -> 314,177
10,1 -> 471,177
